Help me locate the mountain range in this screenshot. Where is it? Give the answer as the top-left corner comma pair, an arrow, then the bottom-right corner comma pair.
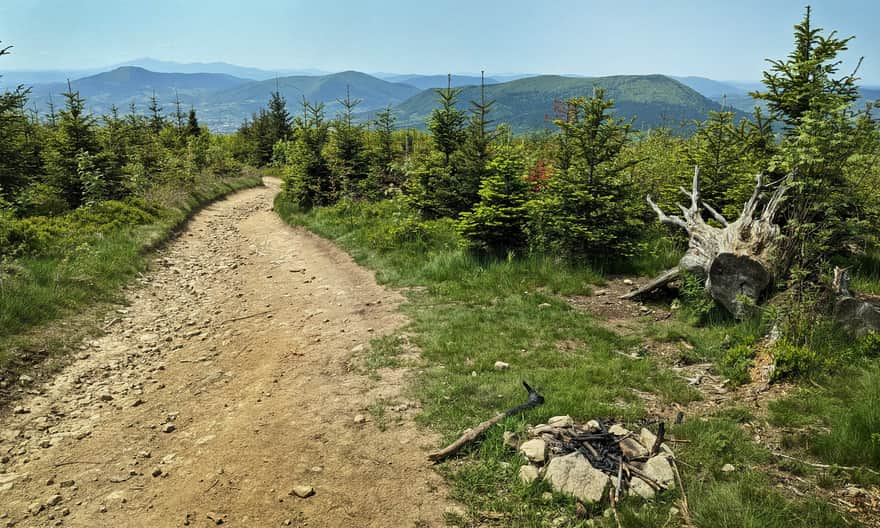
6,59 -> 878,133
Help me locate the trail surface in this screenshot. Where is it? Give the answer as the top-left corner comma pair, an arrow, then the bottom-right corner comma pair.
0,178 -> 450,527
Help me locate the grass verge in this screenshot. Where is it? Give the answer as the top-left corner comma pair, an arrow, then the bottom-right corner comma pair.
0,170 -> 262,391
275,195 -> 849,527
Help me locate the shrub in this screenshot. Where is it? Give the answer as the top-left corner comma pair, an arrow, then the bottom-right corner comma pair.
721,344 -> 757,386
771,339 -> 822,381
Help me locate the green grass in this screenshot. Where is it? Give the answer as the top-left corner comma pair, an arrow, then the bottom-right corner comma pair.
274,194 -> 849,527
847,248 -> 880,295
769,359 -> 880,480
0,172 -> 262,374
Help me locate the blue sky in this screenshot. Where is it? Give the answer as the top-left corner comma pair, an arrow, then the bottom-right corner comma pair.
1,0 -> 877,83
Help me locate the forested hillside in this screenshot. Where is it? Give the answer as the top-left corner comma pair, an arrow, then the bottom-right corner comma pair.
384,74 -> 747,132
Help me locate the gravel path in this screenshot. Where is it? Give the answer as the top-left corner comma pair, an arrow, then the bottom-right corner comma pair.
0,178 -> 450,527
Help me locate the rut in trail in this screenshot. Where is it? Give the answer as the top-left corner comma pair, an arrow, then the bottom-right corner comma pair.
0,178 -> 451,527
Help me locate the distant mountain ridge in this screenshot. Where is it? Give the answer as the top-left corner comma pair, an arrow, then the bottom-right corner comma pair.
22,67 -> 757,133
380,74 -> 748,133
202,70 -> 421,118
27,67 -> 252,126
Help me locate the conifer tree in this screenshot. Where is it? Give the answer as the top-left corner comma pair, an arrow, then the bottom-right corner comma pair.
459,71 -> 497,211
428,74 -> 466,166
147,91 -> 165,134
752,6 -> 874,269
330,86 -> 368,195
528,88 -> 643,258
283,100 -> 334,208
458,145 -> 531,254
173,91 -> 185,133
268,87 -> 292,142
43,82 -> 100,207
372,106 -> 396,176
186,107 -> 201,137
0,43 -> 40,200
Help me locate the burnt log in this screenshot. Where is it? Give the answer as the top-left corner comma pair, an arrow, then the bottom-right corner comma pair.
626,167 -> 791,318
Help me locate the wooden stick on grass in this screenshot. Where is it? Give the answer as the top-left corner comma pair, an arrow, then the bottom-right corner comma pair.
428,381 -> 544,463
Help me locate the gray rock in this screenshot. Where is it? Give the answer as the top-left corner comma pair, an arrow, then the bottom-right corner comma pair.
543,453 -> 609,504
161,423 -> 176,433
46,494 -> 62,506
353,414 -> 366,424
29,501 -> 44,514
547,415 -> 574,428
519,464 -> 540,484
608,424 -> 630,436
629,476 -> 656,499
639,428 -> 658,450
619,437 -> 648,460
519,439 -> 547,463
642,455 -> 676,488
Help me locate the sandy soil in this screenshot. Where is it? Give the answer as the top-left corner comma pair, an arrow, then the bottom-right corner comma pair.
0,178 -> 451,527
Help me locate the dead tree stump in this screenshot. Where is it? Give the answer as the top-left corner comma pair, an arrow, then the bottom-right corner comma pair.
623,167 -> 791,318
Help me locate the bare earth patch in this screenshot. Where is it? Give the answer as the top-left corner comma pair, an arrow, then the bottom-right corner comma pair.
0,178 -> 451,527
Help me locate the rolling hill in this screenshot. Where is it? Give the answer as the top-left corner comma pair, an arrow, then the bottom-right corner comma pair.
383,74 -> 500,90
203,70 -> 421,121
27,66 -> 252,118
380,74 -> 747,132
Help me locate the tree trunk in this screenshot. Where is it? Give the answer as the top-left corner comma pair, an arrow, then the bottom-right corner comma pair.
630,167 -> 791,318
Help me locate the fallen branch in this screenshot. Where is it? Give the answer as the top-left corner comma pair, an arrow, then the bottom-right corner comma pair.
620,268 -> 681,300
671,457 -> 695,528
772,452 -> 880,476
428,381 -> 544,463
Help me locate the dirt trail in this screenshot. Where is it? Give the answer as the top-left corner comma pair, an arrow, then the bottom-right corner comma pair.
0,178 -> 450,527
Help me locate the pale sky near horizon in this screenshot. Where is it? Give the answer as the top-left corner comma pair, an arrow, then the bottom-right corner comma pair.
1,0 -> 878,83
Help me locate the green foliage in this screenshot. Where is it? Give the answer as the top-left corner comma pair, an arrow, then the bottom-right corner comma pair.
43,85 -> 99,208
721,344 -> 757,386
427,75 -> 467,166
457,146 -> 531,254
527,89 -> 645,259
770,360 -> 880,472
685,109 -> 766,217
330,87 -> 369,196
771,339 -> 822,381
678,271 -> 721,324
282,101 -> 335,209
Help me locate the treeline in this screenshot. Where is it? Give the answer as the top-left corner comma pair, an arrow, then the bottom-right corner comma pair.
240,11 -> 879,271
0,43 -> 246,259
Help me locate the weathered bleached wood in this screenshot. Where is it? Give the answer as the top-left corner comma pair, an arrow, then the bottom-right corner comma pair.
620,268 -> 681,300
637,167 -> 792,318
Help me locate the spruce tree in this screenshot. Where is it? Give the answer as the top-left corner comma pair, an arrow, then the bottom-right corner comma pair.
0,43 -> 40,201
331,86 -> 368,196
752,6 -> 873,269
458,145 -> 531,254
147,91 -> 165,135
529,88 -> 643,258
427,74 -> 466,166
268,88 -> 292,143
186,107 -> 201,137
459,71 -> 497,212
283,100 -> 334,208
43,82 -> 99,207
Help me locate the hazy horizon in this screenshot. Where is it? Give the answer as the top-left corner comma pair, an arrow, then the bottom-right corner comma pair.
1,0 -> 879,84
